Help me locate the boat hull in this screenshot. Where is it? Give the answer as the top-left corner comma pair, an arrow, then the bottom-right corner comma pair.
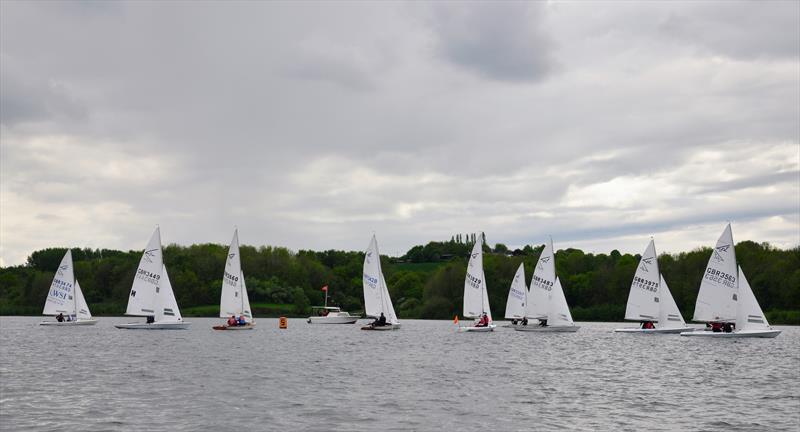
212,323 -> 255,330
614,327 -> 692,334
39,319 -> 97,326
458,324 -> 497,332
361,323 -> 401,331
681,329 -> 781,338
515,325 -> 580,333
115,322 -> 191,330
307,316 -> 359,324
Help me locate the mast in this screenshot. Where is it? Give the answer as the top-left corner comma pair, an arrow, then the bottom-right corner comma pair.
72,250 -> 78,319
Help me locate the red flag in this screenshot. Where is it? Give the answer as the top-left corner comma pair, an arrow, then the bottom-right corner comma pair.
321,285 -> 328,292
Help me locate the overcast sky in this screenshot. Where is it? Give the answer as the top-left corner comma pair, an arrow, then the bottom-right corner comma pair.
1,1 -> 798,266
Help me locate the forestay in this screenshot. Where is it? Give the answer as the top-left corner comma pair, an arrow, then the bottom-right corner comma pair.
504,263 -> 527,319
43,250 -> 77,316
657,276 -> 685,328
362,235 -> 398,324
126,227 -> 163,317
624,239 -> 661,322
735,266 -> 770,331
463,238 -> 491,320
527,238 -> 555,320
693,224 -> 738,322
219,229 -> 253,321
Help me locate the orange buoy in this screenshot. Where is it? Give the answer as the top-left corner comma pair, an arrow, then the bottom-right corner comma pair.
453,315 -> 459,324
279,316 -> 288,329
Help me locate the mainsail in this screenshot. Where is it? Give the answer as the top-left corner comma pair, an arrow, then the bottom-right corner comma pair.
527,238 -> 555,320
463,237 -> 491,320
504,263 -> 527,319
624,239 -> 661,321
43,250 -> 77,316
126,227 -> 163,317
362,235 -> 398,324
693,224 -> 738,322
220,229 -> 253,321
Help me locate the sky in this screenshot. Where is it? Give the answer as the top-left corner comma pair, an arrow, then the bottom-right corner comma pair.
1,1 -> 798,266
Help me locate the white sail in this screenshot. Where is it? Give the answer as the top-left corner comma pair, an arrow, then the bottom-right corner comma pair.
548,277 -> 574,326
380,271 -> 399,325
735,266 -> 770,331
241,274 -> 252,320
504,263 -> 527,319
362,235 -> 384,318
42,250 -> 77,316
527,238 -> 555,320
154,265 -> 183,323
126,227 -> 163,317
657,275 -> 686,328
74,280 -> 92,320
693,224 -> 738,322
624,239 -> 660,321
362,235 -> 399,324
220,229 -> 248,319
463,238 -> 490,320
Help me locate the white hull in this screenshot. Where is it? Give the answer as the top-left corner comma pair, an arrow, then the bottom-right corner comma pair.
361,323 -> 401,331
307,316 -> 358,324
115,321 -> 191,330
39,319 -> 97,326
458,324 -> 497,332
614,327 -> 692,334
681,329 -> 781,338
515,325 -> 580,333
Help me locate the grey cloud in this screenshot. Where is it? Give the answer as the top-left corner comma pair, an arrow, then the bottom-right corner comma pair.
429,2 -> 555,82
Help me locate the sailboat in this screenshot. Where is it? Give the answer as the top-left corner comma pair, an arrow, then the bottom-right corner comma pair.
681,224 -> 780,338
115,227 -> 190,330
516,238 -> 579,332
213,228 -> 255,330
503,263 -> 528,327
614,239 -> 691,334
40,250 -> 97,326
458,235 -> 495,332
360,234 -> 400,330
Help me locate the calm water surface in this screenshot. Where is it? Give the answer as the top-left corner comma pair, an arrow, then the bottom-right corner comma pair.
1,317 -> 798,431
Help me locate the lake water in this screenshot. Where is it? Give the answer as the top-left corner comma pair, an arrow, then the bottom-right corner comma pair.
1,317 -> 798,431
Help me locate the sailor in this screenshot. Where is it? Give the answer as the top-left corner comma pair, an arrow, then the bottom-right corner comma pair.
711,322 -> 722,333
377,312 -> 386,326
722,322 -> 733,333
146,315 -> 155,324
642,321 -> 655,329
227,315 -> 237,326
521,318 -> 528,326
511,319 -> 518,325
539,319 -> 548,327
238,315 -> 247,326
475,313 -> 489,327
56,313 -> 64,322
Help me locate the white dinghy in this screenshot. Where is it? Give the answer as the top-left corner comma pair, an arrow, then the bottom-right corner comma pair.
503,263 -> 528,327
115,227 -> 190,330
458,235 -> 495,332
214,228 -> 255,330
40,250 -> 97,326
516,238 -> 579,333
682,224 -> 780,338
615,239 -> 691,334
361,235 -> 400,331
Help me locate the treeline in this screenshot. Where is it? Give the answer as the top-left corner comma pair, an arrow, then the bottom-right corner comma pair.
1,237 -> 798,323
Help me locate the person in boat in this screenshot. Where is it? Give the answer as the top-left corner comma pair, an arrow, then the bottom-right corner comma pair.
722,322 -> 733,333
521,318 -> 528,326
539,319 -> 548,327
370,312 -> 387,327
641,321 -> 655,329
238,315 -> 247,326
146,315 -> 155,324
711,322 -> 722,333
227,315 -> 237,326
56,313 -> 64,322
511,319 -> 518,325
475,313 -> 489,327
